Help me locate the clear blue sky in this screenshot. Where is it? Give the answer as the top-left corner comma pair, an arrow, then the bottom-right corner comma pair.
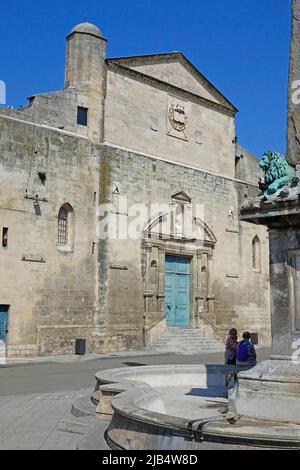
0,0 -> 291,157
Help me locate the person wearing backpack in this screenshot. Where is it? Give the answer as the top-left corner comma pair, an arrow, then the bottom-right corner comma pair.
236,331 -> 257,365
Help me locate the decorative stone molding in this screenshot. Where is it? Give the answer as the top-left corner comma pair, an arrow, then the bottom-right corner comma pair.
107,61 -> 236,118
107,52 -> 237,112
143,291 -> 154,298
156,293 -> 165,298
167,97 -> 188,141
195,294 -> 205,300
171,191 -> 191,203
142,208 -> 217,332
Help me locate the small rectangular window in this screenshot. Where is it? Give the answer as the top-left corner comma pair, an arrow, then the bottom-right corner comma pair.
77,107 -> 88,126
2,227 -> 8,247
235,156 -> 241,168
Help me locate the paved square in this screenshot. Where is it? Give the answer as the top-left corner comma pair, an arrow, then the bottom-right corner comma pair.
0,389 -> 90,450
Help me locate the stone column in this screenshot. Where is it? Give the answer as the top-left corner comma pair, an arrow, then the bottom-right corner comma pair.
144,245 -> 154,314
194,252 -> 203,328
201,253 -> 209,316
196,252 -> 202,294
157,247 -> 165,313
287,0 -> 300,166
206,251 -> 215,321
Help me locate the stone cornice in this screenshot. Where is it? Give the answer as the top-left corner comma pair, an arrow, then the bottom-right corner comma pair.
108,52 -> 237,112
107,60 -> 237,118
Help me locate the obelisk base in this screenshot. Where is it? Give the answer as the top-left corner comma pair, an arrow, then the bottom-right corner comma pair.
235,359 -> 300,424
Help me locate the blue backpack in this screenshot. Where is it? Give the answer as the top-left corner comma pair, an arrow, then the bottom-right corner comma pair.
237,340 -> 249,362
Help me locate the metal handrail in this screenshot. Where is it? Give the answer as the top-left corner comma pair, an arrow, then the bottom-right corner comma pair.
198,314 -> 217,330
146,314 -> 167,332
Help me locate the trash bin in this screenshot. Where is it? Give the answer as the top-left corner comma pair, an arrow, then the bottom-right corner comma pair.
75,338 -> 86,355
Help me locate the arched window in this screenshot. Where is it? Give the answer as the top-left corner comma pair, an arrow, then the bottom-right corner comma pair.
58,207 -> 68,245
57,203 -> 74,249
150,260 -> 158,285
252,236 -> 261,272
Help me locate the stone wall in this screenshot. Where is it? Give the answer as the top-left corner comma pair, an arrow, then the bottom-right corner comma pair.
235,144 -> 262,185
104,68 -> 236,179
99,144 -> 271,346
0,114 -> 99,356
0,112 -> 271,356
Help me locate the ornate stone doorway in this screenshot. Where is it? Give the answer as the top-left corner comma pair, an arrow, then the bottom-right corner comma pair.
142,195 -> 217,340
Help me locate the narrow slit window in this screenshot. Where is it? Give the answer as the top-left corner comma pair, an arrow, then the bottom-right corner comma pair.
77,106 -> 88,126
58,208 -> 68,246
2,227 -> 8,247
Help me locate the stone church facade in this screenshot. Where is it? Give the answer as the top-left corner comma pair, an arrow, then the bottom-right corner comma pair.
0,23 -> 270,357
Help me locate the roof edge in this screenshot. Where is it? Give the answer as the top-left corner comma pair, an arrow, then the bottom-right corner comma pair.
107,60 -> 238,117
107,52 -> 238,112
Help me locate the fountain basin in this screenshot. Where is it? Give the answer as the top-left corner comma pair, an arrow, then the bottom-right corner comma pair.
94,364 -> 248,450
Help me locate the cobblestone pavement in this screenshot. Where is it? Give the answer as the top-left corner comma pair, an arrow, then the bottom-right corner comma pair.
0,389 -> 90,450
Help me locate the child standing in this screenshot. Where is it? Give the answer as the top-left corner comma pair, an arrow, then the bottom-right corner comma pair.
225,328 -> 238,365
236,331 -> 257,365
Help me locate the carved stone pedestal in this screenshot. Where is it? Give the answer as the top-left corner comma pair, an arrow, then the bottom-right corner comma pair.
229,197 -> 300,430
235,360 -> 300,424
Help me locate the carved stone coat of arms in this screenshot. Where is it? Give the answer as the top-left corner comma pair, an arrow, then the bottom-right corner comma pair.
167,97 -> 188,140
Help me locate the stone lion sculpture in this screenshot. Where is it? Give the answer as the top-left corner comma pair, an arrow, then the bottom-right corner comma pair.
259,151 -> 296,194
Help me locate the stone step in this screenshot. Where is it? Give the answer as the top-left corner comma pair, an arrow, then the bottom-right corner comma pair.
151,337 -> 222,342
150,341 -> 223,346
162,328 -> 213,333
153,344 -> 224,351
153,335 -> 220,338
91,390 -> 101,406
155,332 -> 219,337
151,347 -> 223,353
151,339 -> 223,346
147,327 -> 224,353
150,346 -> 223,351
71,392 -> 96,417
153,338 -> 213,341
153,343 -> 221,346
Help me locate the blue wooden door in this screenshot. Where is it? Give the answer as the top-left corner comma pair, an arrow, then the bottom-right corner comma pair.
0,306 -> 9,355
165,256 -> 190,327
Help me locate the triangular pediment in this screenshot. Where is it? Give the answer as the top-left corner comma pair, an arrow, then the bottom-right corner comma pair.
108,53 -> 237,112
144,210 -> 217,247
171,191 -> 191,203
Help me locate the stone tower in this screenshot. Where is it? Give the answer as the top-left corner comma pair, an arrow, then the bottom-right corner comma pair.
65,22 -> 107,141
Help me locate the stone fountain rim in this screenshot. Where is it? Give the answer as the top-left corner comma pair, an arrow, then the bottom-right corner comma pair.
94,363 -> 250,450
